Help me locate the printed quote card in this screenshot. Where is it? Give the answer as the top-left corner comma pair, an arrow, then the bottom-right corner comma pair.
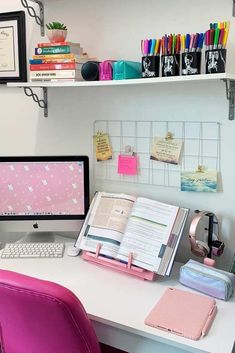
181,170 -> 218,192
150,137 -> 183,165
93,133 -> 112,162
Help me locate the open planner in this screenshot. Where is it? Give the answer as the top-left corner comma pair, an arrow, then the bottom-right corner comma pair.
76,192 -> 188,278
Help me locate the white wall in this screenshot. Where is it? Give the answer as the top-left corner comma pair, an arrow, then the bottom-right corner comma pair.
0,0 -> 235,270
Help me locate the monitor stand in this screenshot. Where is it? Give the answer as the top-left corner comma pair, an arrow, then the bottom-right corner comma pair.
16,231 -> 76,244
17,231 -> 55,243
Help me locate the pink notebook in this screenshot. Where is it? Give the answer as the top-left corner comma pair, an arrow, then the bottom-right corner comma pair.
145,287 -> 217,340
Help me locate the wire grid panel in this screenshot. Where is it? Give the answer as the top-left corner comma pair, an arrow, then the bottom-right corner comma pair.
93,120 -> 221,189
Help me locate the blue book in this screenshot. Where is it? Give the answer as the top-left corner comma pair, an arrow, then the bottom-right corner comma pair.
29,59 -> 43,64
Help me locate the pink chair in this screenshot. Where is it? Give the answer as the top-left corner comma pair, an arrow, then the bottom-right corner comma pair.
0,269 -> 101,353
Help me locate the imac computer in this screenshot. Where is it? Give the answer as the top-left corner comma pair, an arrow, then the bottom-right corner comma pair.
0,156 -> 90,243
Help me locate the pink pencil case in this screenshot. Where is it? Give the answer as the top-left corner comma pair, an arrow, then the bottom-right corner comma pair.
99,60 -> 115,80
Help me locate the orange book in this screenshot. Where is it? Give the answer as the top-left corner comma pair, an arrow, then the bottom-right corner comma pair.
32,53 -> 77,60
30,58 -> 75,64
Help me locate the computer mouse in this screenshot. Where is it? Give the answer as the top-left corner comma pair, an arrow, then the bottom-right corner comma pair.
67,245 -> 80,257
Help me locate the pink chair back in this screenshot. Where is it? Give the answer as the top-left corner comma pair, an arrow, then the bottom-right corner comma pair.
0,269 -> 101,353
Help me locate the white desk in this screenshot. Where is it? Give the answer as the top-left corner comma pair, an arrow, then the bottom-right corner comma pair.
0,244 -> 234,353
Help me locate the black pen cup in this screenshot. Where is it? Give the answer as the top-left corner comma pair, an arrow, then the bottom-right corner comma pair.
161,54 -> 180,77
182,52 -> 201,75
142,55 -> 160,78
205,49 -> 226,74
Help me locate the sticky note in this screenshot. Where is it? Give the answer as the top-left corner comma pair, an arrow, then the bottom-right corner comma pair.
118,155 -> 138,175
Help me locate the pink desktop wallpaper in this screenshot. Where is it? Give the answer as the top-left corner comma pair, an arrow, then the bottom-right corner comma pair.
0,162 -> 85,216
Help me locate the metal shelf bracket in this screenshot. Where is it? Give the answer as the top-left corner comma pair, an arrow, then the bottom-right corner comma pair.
223,79 -> 235,120
23,87 -> 48,117
21,0 -> 45,36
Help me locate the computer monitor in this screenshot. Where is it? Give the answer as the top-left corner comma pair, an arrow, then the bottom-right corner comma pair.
0,156 -> 89,242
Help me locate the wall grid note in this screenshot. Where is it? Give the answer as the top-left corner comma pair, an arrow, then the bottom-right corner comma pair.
93,120 -> 221,189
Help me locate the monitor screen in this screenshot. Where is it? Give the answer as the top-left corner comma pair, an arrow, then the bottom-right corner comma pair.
0,156 -> 89,238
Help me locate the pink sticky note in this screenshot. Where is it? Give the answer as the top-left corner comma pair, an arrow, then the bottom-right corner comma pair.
118,154 -> 138,175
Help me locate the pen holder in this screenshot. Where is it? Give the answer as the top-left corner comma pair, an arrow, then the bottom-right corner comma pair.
142,55 -> 160,78
161,54 -> 180,77
182,52 -> 201,75
205,49 -> 226,74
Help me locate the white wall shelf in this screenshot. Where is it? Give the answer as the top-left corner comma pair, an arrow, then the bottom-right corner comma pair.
7,73 -> 235,88
21,0 -> 45,36
20,0 -> 235,35
7,73 -> 235,120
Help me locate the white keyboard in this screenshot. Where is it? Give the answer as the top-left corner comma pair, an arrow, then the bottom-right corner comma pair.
1,243 -> 65,259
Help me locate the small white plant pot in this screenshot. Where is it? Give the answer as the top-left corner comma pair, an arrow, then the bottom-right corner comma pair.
47,29 -> 67,43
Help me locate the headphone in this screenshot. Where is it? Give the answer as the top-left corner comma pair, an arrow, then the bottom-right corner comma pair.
189,210 -> 224,258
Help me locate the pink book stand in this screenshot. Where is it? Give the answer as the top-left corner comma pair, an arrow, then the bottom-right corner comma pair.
81,244 -> 155,281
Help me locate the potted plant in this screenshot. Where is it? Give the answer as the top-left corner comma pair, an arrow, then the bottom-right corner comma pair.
46,21 -> 68,43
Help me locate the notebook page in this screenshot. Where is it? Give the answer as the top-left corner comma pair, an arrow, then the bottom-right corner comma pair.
79,192 -> 136,258
117,197 -> 179,271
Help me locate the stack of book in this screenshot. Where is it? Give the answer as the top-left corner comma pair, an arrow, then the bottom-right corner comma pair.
29,41 -> 93,82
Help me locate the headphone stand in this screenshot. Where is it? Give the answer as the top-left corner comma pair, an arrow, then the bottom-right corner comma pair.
206,212 -> 215,258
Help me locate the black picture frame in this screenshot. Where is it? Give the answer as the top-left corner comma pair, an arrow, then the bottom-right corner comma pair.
0,11 -> 27,83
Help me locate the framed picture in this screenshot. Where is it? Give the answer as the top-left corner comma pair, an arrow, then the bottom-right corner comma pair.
0,11 -> 27,83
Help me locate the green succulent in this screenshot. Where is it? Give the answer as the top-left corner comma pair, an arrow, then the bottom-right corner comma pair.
46,22 -> 67,30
